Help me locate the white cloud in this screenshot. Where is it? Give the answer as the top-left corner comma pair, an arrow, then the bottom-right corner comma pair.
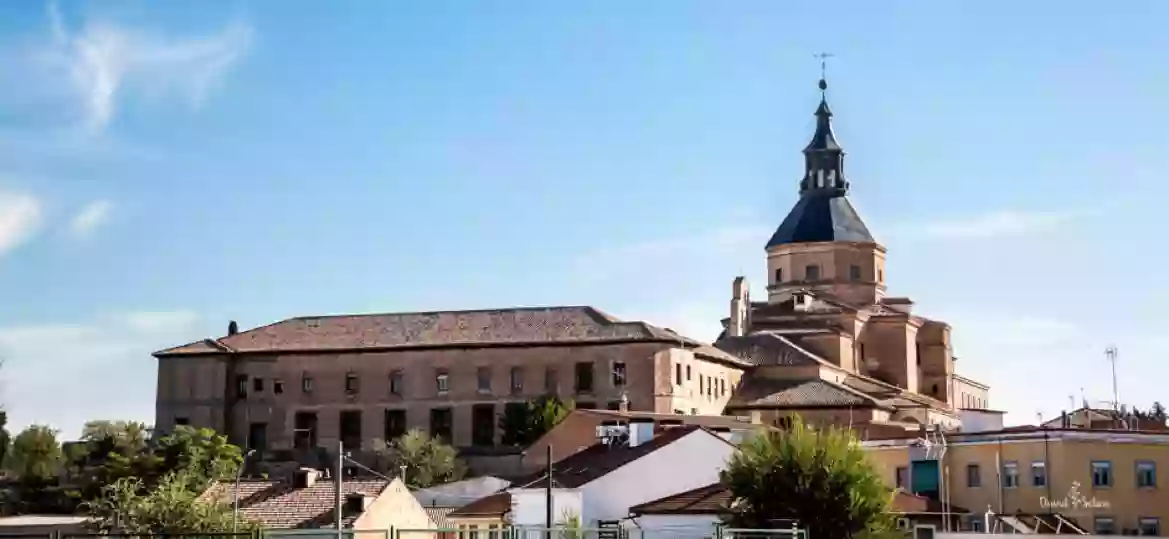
35,1 -> 253,133
68,199 -> 113,238
0,309 -> 202,437
0,192 -> 43,255
909,209 -> 1082,240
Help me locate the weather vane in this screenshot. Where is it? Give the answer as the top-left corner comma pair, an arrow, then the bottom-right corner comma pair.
814,52 -> 834,80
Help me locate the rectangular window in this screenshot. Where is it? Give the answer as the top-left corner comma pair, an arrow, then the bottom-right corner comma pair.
429,408 -> 453,442
1031,461 -> 1047,487
966,464 -> 981,487
384,409 -> 407,442
472,404 -> 495,447
293,411 -> 318,449
1002,462 -> 1019,488
849,264 -> 862,281
390,370 -> 404,395
1094,517 -> 1115,536
248,422 -> 268,452
235,374 -> 248,398
1138,518 -> 1161,537
477,366 -> 491,392
577,401 -> 596,410
510,366 -> 523,394
436,370 -> 450,394
345,372 -> 359,394
774,268 -> 783,283
895,466 -> 909,489
805,264 -> 820,281
574,362 -> 594,393
611,361 -> 626,386
698,375 -> 704,394
302,374 -> 314,393
720,378 -> 726,396
274,379 -> 284,395
544,366 -> 558,394
488,525 -> 500,539
174,417 -> 190,426
339,410 -> 362,451
674,363 -> 682,385
686,364 -> 692,381
606,400 -> 622,410
253,377 -> 264,392
1092,460 -> 1113,487
1137,461 -> 1157,488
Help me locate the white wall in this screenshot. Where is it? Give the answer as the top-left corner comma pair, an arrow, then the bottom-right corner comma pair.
631,515 -> 719,539
581,429 -> 735,525
959,410 -> 1004,432
509,488 -> 584,527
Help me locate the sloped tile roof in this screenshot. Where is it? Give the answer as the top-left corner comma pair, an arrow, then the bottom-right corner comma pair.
423,506 -> 458,529
890,490 -> 970,514
715,332 -> 828,367
448,492 -> 512,517
629,482 -> 730,515
201,478 -> 389,529
727,378 -> 879,409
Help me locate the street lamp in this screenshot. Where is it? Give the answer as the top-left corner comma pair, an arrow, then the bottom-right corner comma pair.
233,449 -> 257,533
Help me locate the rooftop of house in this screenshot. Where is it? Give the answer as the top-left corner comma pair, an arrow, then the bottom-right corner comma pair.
154,305 -> 748,366
447,492 -> 512,518
863,426 -> 1169,447
514,425 -> 727,489
200,476 -> 392,529
630,483 -> 968,516
563,408 -> 761,430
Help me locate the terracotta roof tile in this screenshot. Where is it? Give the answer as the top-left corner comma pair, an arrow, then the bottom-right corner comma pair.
890,490 -> 970,514
423,507 -> 458,529
629,483 -> 730,515
448,492 -> 512,517
201,478 -> 390,529
156,306 -> 731,357
515,426 -> 716,488
727,378 -> 878,409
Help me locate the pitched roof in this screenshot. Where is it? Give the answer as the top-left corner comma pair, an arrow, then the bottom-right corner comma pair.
200,478 -> 390,529
448,492 -> 512,517
715,332 -> 829,367
570,408 -> 760,430
890,490 -> 970,514
155,306 -> 750,367
766,191 -> 875,248
629,482 -> 730,515
727,378 -> 882,409
423,506 -> 458,529
514,426 -> 720,489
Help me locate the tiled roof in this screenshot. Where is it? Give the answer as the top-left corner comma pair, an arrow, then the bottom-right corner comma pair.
629,483 -> 730,515
573,409 -> 760,430
890,490 -> 970,514
727,378 -> 880,409
423,506 -> 458,529
201,478 -> 389,529
448,492 -> 512,517
155,306 -> 749,363
514,426 -> 717,489
715,332 -> 827,367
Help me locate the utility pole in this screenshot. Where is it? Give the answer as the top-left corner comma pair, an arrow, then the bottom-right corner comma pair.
1106,346 -> 1120,421
545,444 -> 553,539
336,440 -> 344,539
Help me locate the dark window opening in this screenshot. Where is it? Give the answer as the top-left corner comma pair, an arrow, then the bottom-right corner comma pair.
577,401 -> 596,410
776,416 -> 793,429
720,378 -> 726,396
302,375 -> 314,393
235,375 -> 248,398
340,410 -> 362,451
472,404 -> 495,447
390,370 -> 404,395
966,464 -> 981,487
510,367 -> 523,395
248,422 -> 268,452
436,370 -> 450,394
805,264 -> 820,281
606,400 -> 622,410
253,377 -> 264,392
849,264 -> 862,281
774,268 -> 783,283
174,417 -> 190,426
274,379 -> 284,395
574,362 -> 594,393
345,372 -> 359,394
293,412 -> 318,449
612,362 -> 626,386
686,365 -> 692,381
384,409 -> 407,442
674,363 -> 682,385
477,367 -> 491,392
429,408 -> 453,442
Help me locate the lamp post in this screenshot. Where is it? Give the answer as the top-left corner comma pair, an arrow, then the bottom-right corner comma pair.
233,449 -> 257,533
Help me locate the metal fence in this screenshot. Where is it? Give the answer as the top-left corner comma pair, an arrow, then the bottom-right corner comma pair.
384,525 -> 807,539
0,534 -> 256,539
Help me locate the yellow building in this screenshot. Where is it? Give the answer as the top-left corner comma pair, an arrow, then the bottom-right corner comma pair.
863,427 -> 1169,535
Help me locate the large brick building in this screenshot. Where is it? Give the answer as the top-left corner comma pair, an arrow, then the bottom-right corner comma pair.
153,306 -> 748,452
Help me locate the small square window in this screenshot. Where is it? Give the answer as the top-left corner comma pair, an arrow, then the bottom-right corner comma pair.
1002,462 -> 1019,488
805,264 -> 820,281
1092,460 -> 1113,488
1136,461 -> 1157,488
436,370 -> 450,394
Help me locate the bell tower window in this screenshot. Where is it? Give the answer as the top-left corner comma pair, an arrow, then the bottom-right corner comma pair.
849,264 -> 862,281
805,265 -> 820,281
774,268 -> 783,283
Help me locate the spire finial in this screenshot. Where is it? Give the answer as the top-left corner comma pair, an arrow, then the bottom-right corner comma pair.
814,52 -> 834,95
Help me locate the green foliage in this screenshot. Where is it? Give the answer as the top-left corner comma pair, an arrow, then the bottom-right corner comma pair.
720,416 -> 893,539
83,470 -> 256,534
9,425 -> 63,481
0,410 -> 10,469
499,394 -> 575,446
373,429 -> 465,489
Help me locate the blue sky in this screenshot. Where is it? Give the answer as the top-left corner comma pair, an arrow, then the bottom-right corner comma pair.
0,0 -> 1166,437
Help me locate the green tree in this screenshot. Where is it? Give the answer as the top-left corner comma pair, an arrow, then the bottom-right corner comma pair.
0,410 -> 11,469
1151,402 -> 1167,424
499,394 -> 574,446
374,429 -> 465,489
83,470 -> 255,534
68,420 -> 158,502
9,425 -> 63,481
721,416 -> 894,539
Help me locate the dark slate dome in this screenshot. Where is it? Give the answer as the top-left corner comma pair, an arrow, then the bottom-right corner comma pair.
765,191 -> 874,248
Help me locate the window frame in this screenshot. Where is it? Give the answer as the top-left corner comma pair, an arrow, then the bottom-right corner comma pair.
344,372 -> 360,394
1002,461 -> 1019,489
1094,517 -> 1115,536
1091,460 -> 1113,488
389,370 -> 404,396
1031,461 -> 1047,487
611,361 -> 626,387
436,369 -> 450,394
895,466 -> 909,489
849,264 -> 862,281
477,366 -> 492,393
509,366 -> 523,395
573,361 -> 594,393
1136,460 -> 1157,488
965,463 -> 982,488
301,374 -> 314,393
804,264 -> 820,281
1138,517 -> 1161,537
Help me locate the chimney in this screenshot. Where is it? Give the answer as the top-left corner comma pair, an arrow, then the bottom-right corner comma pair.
628,418 -> 655,448
228,320 -> 239,336
617,393 -> 629,413
293,467 -> 320,489
344,493 -> 372,515
1061,411 -> 1069,428
729,277 -> 749,337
